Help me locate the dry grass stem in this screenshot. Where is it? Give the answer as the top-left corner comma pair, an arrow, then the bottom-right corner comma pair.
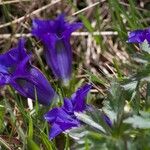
0,0 -> 61,29
0,31 -> 119,39
72,1 -> 100,16
0,0 -> 30,5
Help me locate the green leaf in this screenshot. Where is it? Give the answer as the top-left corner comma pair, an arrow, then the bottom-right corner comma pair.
124,115 -> 150,128
75,112 -> 106,133
28,116 -> 33,139
40,131 -> 56,150
0,103 -> 5,133
85,70 -> 107,86
122,81 -> 138,92
140,40 -> 150,54
107,82 -> 127,113
64,134 -> 70,150
113,58 -> 123,79
27,138 -> 40,150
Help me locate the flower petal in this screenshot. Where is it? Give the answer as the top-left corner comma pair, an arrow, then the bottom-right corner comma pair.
43,34 -> 72,81
0,38 -> 27,74
128,29 -> 146,43
63,98 -> 73,113
102,113 -> 112,127
53,14 -> 66,35
32,19 -> 54,39
44,108 -> 70,123
49,123 -> 63,140
49,117 -> 80,140
0,73 -> 10,86
71,84 -> 92,112
64,22 -> 83,37
10,56 -> 56,105
145,28 -> 150,43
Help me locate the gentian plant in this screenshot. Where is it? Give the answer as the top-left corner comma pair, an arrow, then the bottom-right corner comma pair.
128,28 -> 150,43
44,83 -> 92,139
32,14 -> 83,83
2,6 -> 150,149
0,38 -> 56,105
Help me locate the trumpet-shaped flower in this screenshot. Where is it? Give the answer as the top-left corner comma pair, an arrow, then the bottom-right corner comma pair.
128,29 -> 150,43
0,38 -> 56,106
44,83 -> 92,140
32,14 -> 83,83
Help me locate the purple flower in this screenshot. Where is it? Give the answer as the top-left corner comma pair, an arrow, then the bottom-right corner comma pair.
102,113 -> 112,127
32,14 -> 83,83
44,83 -> 92,140
0,38 -> 56,106
128,28 -> 150,43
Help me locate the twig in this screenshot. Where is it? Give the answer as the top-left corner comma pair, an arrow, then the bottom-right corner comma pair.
0,1 -> 105,29
0,0 -> 61,29
0,31 -> 119,39
119,1 -> 148,12
0,0 -> 30,5
0,33 -> 32,38
72,1 -> 100,16
72,31 -> 118,36
0,137 -> 12,150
